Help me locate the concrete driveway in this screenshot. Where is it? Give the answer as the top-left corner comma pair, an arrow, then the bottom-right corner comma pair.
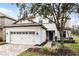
0,44 -> 33,56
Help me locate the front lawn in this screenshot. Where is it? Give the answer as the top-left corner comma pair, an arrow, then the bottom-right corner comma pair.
18,48 -> 48,56
18,51 -> 45,56
18,35 -> 79,56
64,35 -> 79,55
18,47 -> 76,56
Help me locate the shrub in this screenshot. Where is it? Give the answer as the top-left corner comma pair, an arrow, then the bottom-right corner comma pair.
68,37 -> 73,40
57,40 -> 75,43
56,47 -> 76,56
41,47 -> 49,52
18,52 -> 44,56
51,41 -> 56,46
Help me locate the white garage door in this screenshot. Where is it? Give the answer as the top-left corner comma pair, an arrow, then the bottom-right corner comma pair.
10,31 -> 39,44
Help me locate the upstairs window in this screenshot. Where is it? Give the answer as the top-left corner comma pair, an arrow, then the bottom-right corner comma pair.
39,20 -> 43,24
49,20 -> 53,23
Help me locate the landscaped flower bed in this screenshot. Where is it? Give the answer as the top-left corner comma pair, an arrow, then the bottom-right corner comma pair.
18,47 -> 77,56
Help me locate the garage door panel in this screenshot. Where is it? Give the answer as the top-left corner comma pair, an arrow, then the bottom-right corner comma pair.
10,31 -> 39,44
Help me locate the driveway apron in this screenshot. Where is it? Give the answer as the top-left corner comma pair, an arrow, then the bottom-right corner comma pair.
0,44 -> 33,56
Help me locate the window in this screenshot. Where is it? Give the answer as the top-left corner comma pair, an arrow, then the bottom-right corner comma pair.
10,31 -> 38,35
28,31 -> 36,35
17,32 -> 19,34
31,32 -> 35,35
17,32 -> 22,34
36,32 -> 39,35
11,32 -> 16,34
49,20 -> 53,23
23,32 -> 25,34
11,32 -> 13,34
26,32 -> 28,34
14,32 -> 16,34
19,32 -> 21,34
39,20 -> 43,24
29,32 -> 31,34
32,32 -> 34,34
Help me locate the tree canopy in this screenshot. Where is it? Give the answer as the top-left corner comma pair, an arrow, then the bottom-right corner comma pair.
15,3 -> 79,48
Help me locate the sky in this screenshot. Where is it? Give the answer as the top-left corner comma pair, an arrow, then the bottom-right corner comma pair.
0,3 -> 79,26
0,3 -> 19,19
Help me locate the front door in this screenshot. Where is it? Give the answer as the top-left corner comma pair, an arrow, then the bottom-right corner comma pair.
49,31 -> 54,41
46,31 -> 55,41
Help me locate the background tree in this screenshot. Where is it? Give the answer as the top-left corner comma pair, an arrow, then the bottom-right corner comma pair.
16,3 -> 31,20
15,3 -> 77,48
71,25 -> 79,35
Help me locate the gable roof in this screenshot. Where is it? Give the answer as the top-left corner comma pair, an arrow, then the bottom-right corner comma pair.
4,23 -> 47,30
14,16 -> 36,24
0,12 -> 16,21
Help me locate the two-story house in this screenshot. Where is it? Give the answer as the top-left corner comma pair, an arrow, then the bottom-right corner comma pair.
0,12 -> 16,41
3,15 -> 71,45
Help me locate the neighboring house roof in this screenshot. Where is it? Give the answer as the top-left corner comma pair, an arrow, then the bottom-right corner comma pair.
14,16 -> 36,24
0,12 -> 16,21
14,16 -> 55,24
0,16 -> 16,21
4,23 -> 47,30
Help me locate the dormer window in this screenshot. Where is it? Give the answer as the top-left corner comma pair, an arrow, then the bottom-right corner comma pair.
39,20 -> 43,24
49,20 -> 53,23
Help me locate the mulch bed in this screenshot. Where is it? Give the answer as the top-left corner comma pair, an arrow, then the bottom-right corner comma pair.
25,47 -> 77,56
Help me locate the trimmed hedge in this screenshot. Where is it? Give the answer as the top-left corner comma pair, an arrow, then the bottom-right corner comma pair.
57,40 -> 75,43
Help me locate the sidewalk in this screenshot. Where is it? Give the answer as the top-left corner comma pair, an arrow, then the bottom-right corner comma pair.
44,41 -> 52,48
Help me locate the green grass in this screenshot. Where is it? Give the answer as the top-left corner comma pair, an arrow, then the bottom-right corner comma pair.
18,35 -> 79,56
18,52 -> 46,56
18,47 -> 49,56
64,35 -> 79,55
73,35 -> 79,43
41,47 -> 49,52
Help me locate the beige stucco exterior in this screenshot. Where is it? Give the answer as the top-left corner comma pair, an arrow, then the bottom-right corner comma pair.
4,18 -> 15,26
0,12 -> 16,41
15,17 -> 71,40
17,20 -> 32,24
4,25 -> 46,45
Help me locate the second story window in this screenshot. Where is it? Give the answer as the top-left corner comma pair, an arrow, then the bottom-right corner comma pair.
49,20 -> 53,23
39,20 -> 43,24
